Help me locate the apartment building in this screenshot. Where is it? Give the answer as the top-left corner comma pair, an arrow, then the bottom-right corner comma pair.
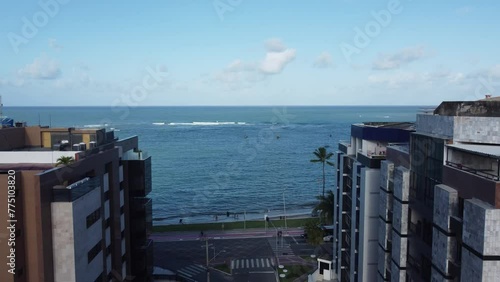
333,122 -> 414,282
0,124 -> 153,282
377,99 -> 500,282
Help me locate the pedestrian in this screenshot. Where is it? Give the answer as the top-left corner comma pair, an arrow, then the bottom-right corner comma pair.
226,211 -> 230,217
200,230 -> 204,237
179,218 -> 183,224
215,215 -> 218,221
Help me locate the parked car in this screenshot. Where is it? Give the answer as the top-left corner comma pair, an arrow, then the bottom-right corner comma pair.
323,235 -> 333,242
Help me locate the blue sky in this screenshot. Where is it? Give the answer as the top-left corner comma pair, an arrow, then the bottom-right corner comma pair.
1,0 -> 499,106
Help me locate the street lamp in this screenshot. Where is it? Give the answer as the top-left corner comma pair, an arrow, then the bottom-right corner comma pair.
282,189 -> 287,231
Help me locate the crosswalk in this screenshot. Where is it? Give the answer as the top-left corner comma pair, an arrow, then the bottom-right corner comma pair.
176,264 -> 206,281
268,238 -> 294,256
231,258 -> 275,270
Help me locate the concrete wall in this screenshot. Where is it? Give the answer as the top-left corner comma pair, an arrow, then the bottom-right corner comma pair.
51,185 -> 103,282
359,168 -> 380,282
0,151 -> 79,164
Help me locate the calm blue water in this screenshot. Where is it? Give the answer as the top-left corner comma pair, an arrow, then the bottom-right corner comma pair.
4,106 -> 423,224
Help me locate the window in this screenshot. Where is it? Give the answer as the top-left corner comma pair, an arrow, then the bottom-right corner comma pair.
86,208 -> 101,228
88,240 -> 102,264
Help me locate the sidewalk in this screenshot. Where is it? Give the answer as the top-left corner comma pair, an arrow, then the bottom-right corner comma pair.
151,227 -> 305,242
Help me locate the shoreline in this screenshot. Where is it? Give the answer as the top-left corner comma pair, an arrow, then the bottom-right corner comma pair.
153,208 -> 314,226
152,216 -> 314,233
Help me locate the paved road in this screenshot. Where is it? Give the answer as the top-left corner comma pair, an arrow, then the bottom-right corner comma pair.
153,230 -> 329,282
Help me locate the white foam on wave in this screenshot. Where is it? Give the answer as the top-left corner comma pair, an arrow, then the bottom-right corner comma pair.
152,122 -> 165,125
168,121 -> 247,126
83,124 -> 106,128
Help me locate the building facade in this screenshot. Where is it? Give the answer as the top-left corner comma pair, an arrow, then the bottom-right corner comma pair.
0,125 -> 153,282
376,99 -> 500,282
333,122 -> 414,282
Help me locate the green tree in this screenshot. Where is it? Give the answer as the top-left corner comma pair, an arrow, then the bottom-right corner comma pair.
310,146 -> 334,197
56,156 -> 75,166
304,219 -> 323,246
313,190 -> 334,225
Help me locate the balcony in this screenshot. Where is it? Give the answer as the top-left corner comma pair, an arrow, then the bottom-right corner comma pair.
339,140 -> 353,155
127,156 -> 152,197
357,151 -> 385,169
53,177 -> 100,202
446,161 -> 499,181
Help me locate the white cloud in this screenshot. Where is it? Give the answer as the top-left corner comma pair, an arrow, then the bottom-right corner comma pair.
18,55 -> 61,79
48,38 -> 63,51
372,46 -> 428,70
313,52 -> 334,68
215,39 -> 296,89
259,49 -> 296,74
265,38 -> 286,52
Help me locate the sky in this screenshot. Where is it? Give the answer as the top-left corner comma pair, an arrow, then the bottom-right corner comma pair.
1,0 -> 500,106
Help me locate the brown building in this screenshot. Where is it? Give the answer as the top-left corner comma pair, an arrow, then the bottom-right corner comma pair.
0,125 -> 153,282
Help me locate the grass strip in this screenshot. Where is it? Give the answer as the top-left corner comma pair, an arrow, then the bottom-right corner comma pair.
153,218 -> 311,232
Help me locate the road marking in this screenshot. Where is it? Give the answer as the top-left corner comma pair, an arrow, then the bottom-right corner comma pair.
291,235 -> 299,244
261,258 -> 265,267
177,270 -> 192,277
246,259 -> 249,268
231,260 -> 234,269
270,258 -> 274,266
251,259 -> 254,268
256,259 -> 260,267
235,260 -> 239,269
266,259 -> 270,268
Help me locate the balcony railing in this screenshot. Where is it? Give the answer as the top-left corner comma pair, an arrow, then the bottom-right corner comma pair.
357,151 -> 385,169
446,161 -> 499,181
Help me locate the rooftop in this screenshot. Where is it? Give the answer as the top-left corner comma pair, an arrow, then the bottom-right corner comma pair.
355,122 -> 415,131
433,98 -> 500,117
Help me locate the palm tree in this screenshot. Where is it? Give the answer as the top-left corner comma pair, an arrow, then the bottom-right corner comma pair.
310,146 -> 334,197
313,190 -> 334,224
56,156 -> 75,166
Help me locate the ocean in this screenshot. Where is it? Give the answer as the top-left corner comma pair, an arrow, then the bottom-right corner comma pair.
4,106 -> 423,224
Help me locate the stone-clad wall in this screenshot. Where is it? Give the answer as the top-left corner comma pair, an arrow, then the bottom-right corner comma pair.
461,198 -> 500,281
393,167 -> 409,202
431,228 -> 457,275
391,260 -> 406,282
433,185 -> 458,232
392,230 -> 407,268
453,116 -> 500,144
416,114 -> 454,137
463,199 -> 487,254
393,200 -> 408,235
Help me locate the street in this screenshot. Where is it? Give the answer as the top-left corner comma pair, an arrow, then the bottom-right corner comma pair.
153,229 -> 332,282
